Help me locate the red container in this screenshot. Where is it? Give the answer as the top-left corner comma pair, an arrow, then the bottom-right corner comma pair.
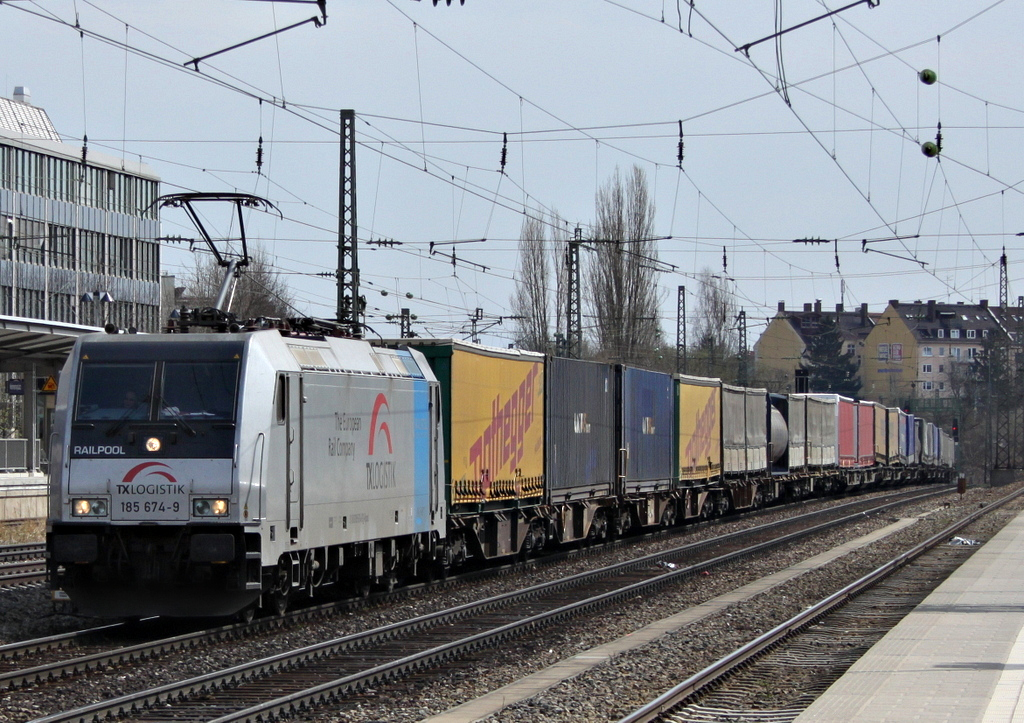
838,396 -> 857,467
856,401 -> 875,468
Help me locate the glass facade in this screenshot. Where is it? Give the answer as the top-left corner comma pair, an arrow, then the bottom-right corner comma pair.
0,138 -> 161,331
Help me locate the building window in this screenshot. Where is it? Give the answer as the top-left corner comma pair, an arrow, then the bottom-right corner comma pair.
922,346 -> 933,356
983,329 -> 989,338
967,329 -> 977,339
938,347 -> 945,356
846,343 -> 855,355
922,381 -> 933,391
939,365 -> 944,373
952,347 -> 961,360
950,328 -> 961,339
939,382 -> 945,390
937,329 -> 945,338
922,364 -> 932,373
967,347 -> 977,359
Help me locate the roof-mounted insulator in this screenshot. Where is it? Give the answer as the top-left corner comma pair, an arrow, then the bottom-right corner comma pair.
500,132 -> 508,175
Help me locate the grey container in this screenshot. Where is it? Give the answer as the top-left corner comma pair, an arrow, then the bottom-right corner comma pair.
618,365 -> 674,492
545,357 -> 616,501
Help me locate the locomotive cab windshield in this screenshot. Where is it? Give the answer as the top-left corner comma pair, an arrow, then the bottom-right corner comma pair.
75,359 -> 239,427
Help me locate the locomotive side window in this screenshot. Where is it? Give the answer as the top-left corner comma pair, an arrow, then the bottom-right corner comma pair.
75,363 -> 154,420
159,361 -> 239,420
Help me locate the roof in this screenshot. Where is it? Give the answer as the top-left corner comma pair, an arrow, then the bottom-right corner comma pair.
0,97 -> 60,142
0,96 -> 159,181
773,306 -> 876,346
0,315 -> 106,365
886,300 -> 1008,340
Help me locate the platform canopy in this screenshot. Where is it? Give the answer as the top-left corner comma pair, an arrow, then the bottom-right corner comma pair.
0,316 -> 103,369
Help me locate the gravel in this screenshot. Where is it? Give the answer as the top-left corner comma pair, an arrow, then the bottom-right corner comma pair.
0,484 -> 1014,723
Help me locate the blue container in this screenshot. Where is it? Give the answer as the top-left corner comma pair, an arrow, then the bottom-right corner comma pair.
618,366 -> 674,491
545,357 -> 616,500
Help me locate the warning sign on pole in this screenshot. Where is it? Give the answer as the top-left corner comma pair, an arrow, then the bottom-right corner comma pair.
41,376 -> 57,393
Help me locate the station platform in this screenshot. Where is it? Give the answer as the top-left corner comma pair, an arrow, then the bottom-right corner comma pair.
796,508 -> 1024,723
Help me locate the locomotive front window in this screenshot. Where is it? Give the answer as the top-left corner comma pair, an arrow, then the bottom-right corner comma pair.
75,363 -> 155,420
159,361 -> 239,421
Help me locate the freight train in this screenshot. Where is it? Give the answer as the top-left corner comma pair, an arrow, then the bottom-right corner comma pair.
46,328 -> 955,619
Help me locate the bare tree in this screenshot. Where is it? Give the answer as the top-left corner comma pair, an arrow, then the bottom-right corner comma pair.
182,244 -> 296,321
691,268 -> 738,378
587,165 -> 664,365
510,210 -> 573,354
511,213 -> 552,352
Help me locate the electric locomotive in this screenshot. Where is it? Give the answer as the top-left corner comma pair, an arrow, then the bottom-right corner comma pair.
47,330 -> 445,618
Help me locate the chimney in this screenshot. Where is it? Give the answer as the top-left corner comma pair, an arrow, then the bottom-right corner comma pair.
927,299 -> 936,321
980,299 -> 988,309
889,299 -> 899,308
860,303 -> 868,326
803,303 -> 812,312
12,86 -> 30,105
777,301 -> 785,312
814,300 -> 821,313
835,303 -> 844,313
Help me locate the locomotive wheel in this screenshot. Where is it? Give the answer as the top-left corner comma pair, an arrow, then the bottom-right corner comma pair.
237,604 -> 257,624
268,563 -> 291,615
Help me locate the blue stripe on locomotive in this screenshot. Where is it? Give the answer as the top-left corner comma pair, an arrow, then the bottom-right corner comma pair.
412,377 -> 430,530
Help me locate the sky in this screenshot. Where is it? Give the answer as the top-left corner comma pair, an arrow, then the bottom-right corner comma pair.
1,0 -> 1022,347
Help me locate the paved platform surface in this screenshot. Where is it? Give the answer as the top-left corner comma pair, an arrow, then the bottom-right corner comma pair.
796,508 -> 1024,723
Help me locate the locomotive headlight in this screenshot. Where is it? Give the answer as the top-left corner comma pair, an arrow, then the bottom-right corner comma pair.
145,437 -> 162,452
193,498 -> 229,517
71,498 -> 108,517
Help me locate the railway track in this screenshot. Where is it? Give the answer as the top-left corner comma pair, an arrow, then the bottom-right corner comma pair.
617,485 -> 1024,723
16,488 -> 946,723
0,543 -> 46,589
0,543 -> 46,563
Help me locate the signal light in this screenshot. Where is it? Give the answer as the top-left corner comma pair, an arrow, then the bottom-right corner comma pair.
951,417 -> 959,442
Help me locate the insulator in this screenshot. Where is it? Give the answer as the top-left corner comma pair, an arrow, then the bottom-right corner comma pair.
500,132 -> 508,174
677,120 -> 684,169
256,135 -> 264,173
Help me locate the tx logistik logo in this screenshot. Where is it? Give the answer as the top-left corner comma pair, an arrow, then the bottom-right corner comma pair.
367,393 -> 397,490
116,461 -> 185,495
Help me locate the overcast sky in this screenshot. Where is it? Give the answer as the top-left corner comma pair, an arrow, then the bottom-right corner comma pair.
2,0 -> 1021,345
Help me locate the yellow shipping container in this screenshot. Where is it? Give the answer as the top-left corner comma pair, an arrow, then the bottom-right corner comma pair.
677,375 -> 722,481
450,348 -> 545,504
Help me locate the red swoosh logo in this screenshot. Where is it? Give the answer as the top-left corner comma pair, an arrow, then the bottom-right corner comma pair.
369,393 -> 393,455
122,461 -> 177,484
